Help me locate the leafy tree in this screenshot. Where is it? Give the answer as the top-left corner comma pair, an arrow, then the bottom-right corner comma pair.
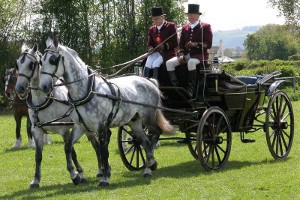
268,0 -> 300,25
244,24 -> 298,60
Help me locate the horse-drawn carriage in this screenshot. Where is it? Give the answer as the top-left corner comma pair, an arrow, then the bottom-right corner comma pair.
118,57 -> 294,172
12,38 -> 294,187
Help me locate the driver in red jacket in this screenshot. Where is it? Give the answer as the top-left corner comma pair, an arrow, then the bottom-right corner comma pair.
166,4 -> 213,97
144,6 -> 178,79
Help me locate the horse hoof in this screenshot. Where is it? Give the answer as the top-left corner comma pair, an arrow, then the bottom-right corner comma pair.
72,174 -> 81,185
80,178 -> 88,183
98,180 -> 109,186
30,183 -> 40,189
96,172 -> 103,178
149,161 -> 157,171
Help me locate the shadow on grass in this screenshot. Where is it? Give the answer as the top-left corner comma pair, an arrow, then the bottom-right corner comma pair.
0,157 -> 286,200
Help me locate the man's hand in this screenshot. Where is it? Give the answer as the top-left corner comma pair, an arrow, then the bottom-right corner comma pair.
147,46 -> 154,53
178,55 -> 185,64
185,41 -> 197,49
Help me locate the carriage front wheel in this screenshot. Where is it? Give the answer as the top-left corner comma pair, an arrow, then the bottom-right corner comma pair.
265,91 -> 294,159
117,126 -> 146,171
196,106 -> 232,171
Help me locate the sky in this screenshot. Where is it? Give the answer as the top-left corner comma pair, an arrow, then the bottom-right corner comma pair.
184,0 -> 285,31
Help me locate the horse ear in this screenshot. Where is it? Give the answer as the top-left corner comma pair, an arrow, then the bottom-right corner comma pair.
21,43 -> 28,53
32,43 -> 38,52
46,36 -> 53,48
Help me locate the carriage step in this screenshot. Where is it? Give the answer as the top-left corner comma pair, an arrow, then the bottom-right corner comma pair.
177,139 -> 190,144
241,138 -> 256,143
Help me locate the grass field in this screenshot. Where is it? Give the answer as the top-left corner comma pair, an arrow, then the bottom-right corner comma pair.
0,101 -> 299,200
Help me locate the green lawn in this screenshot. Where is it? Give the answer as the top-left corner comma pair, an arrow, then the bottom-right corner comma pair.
0,101 -> 299,200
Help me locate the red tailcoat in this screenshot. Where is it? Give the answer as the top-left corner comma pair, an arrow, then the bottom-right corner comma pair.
147,21 -> 178,61
179,22 -> 213,61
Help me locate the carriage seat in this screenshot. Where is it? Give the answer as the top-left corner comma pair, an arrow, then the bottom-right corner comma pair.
236,76 -> 258,85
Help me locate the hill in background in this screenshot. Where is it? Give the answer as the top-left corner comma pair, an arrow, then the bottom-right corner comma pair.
213,26 -> 260,49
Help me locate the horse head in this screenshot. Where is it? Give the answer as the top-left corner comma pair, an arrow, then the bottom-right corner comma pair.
4,67 -> 18,100
39,36 -> 64,95
15,43 -> 41,98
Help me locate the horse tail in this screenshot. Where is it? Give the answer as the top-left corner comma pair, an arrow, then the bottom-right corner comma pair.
156,109 -> 175,135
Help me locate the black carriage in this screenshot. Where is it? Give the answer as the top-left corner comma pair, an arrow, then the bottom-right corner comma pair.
117,60 -> 294,171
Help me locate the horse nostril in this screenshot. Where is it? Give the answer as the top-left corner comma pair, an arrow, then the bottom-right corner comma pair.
5,92 -> 10,98
17,86 -> 25,93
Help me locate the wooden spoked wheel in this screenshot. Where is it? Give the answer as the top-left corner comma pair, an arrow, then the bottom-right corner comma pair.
265,91 -> 294,159
117,126 -> 146,171
196,107 -> 232,171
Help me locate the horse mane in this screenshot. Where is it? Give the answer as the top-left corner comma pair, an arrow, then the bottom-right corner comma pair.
60,45 -> 89,70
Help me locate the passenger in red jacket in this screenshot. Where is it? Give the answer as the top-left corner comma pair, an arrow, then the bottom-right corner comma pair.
166,4 -> 213,97
144,7 -> 178,79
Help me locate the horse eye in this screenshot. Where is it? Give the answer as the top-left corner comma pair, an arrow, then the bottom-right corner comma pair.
49,55 -> 59,65
29,62 -> 35,70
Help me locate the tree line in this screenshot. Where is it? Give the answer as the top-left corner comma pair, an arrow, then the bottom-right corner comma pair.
0,0 -> 186,105
0,0 -> 299,106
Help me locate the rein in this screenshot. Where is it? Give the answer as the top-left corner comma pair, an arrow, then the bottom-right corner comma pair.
106,32 -> 177,78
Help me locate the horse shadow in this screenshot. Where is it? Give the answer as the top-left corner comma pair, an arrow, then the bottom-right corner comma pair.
0,156 -> 284,199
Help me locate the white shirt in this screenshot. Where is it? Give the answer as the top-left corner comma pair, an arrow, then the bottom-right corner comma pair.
190,21 -> 200,29
157,20 -> 166,30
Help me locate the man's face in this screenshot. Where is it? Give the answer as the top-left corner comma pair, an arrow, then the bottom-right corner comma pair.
152,16 -> 164,26
187,13 -> 200,24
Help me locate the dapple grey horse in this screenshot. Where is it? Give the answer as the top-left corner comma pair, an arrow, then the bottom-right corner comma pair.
15,43 -> 103,189
39,37 -> 174,186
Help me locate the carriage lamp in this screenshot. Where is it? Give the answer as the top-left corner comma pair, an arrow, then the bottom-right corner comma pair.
134,61 -> 143,76
210,57 -> 222,74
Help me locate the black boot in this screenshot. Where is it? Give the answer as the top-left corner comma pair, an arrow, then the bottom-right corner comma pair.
186,70 -> 197,98
168,71 -> 179,86
152,68 -> 159,80
143,67 -> 150,78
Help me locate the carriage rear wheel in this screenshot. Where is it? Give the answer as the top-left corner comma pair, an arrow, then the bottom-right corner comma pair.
117,126 -> 146,171
196,107 -> 232,171
265,91 -> 294,159
186,131 -> 198,160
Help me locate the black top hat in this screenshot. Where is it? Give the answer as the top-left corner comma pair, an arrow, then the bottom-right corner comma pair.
186,4 -> 202,15
151,7 -> 166,17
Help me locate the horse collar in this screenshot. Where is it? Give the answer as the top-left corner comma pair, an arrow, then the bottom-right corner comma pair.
68,68 -> 95,106
26,91 -> 54,112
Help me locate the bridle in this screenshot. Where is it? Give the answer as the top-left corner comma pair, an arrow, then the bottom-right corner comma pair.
17,51 -> 40,81
40,47 -> 63,80
4,70 -> 17,90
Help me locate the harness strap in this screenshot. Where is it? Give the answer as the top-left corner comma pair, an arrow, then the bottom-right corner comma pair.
68,68 -> 95,132
101,77 -> 121,126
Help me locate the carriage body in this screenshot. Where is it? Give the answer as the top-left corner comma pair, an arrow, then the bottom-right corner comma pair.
119,61 -> 294,172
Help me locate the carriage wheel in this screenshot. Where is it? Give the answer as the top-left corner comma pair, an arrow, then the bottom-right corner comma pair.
196,107 -> 232,171
186,131 -> 198,160
265,91 -> 294,159
117,126 -> 146,171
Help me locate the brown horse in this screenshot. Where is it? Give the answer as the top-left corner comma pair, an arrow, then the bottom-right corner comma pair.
3,68 -> 35,148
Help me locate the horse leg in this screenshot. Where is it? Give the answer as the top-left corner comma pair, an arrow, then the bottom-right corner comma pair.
97,127 -> 111,186
27,116 -> 35,148
63,132 -> 87,183
128,118 -> 156,177
64,124 -> 84,185
86,134 -> 104,178
30,130 -> 44,189
12,112 -> 22,149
